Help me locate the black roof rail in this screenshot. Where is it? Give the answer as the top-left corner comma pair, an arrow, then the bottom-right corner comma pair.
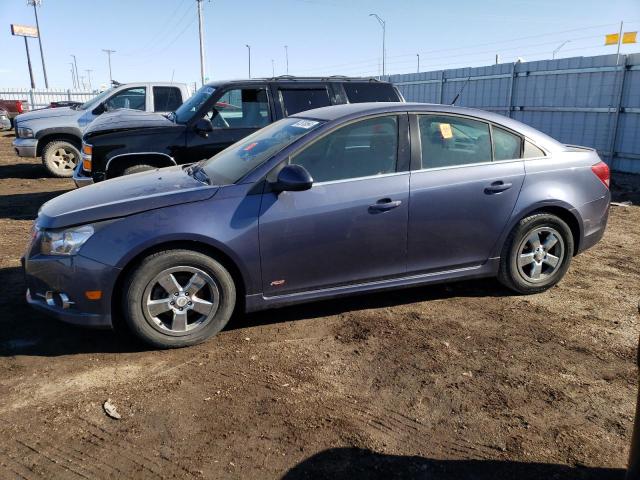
265,75 -> 387,83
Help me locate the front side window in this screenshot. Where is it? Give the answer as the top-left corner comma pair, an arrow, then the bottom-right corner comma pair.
418,114 -> 491,169
279,88 -> 331,116
201,117 -> 324,185
493,126 -> 522,161
205,88 -> 270,129
291,116 -> 398,183
106,87 -> 146,111
153,86 -> 182,112
174,86 -> 216,123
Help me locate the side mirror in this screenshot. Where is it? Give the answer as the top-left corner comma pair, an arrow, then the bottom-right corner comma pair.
194,117 -> 214,137
272,164 -> 313,193
92,102 -> 106,115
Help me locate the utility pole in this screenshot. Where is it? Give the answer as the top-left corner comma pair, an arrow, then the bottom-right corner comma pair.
28,0 -> 48,88
416,53 -> 420,73
85,69 -> 92,91
284,45 -> 289,74
23,37 -> 36,89
70,54 -> 79,88
369,13 -> 386,77
79,75 -> 86,90
69,62 -> 76,88
245,44 -> 251,78
102,49 -> 115,84
196,0 -> 206,85
271,59 -> 275,77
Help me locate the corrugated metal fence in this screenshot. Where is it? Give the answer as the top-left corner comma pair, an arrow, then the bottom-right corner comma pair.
0,88 -> 96,110
388,53 -> 640,173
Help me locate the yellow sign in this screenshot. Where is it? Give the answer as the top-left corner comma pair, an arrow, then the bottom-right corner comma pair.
623,31 -> 637,44
439,123 -> 453,139
605,33 -> 619,45
10,24 -> 38,38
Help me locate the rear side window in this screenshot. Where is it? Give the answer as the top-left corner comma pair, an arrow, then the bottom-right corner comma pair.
492,126 -> 522,160
343,83 -> 400,103
153,87 -> 182,112
279,88 -> 331,116
418,114 -> 492,169
291,116 -> 398,183
523,140 -> 546,158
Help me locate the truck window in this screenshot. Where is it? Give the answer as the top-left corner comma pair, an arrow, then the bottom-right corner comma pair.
343,83 -> 400,103
279,88 -> 331,116
153,87 -> 182,112
206,88 -> 271,129
106,87 -> 146,111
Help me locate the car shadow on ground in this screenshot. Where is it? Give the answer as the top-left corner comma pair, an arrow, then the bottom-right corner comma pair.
281,447 -> 625,480
0,162 -> 58,180
0,190 -> 72,220
0,263 -> 514,358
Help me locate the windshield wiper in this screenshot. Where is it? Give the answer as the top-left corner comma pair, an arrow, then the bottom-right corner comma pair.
186,162 -> 211,185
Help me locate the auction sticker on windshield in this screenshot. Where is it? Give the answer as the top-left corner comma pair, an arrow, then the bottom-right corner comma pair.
291,120 -> 320,129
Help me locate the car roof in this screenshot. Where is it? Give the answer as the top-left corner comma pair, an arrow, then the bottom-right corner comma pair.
203,76 -> 391,88
292,102 -> 564,151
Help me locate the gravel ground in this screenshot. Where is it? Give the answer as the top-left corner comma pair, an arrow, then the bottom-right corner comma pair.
0,131 -> 638,479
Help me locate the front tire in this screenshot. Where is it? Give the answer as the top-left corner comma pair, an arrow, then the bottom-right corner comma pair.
122,164 -> 155,176
498,213 -> 574,294
42,140 -> 80,177
123,250 -> 236,348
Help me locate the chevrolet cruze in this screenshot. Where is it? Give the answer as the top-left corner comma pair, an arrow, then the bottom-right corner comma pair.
23,103 -> 610,348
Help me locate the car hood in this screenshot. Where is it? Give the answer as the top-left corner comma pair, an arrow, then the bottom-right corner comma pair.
85,110 -> 176,136
37,165 -> 219,229
16,107 -> 79,123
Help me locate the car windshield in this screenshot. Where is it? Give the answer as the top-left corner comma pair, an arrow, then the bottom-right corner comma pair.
200,117 -> 325,185
174,86 -> 216,123
78,88 -> 114,111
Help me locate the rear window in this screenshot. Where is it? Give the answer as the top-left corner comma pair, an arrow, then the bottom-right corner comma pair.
153,86 -> 182,112
279,88 -> 331,116
343,82 -> 400,103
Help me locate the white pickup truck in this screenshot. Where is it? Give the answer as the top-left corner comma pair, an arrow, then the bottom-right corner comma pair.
12,82 -> 190,177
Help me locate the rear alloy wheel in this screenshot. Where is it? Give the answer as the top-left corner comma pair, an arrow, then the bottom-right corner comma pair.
498,213 -> 574,294
42,140 -> 80,177
123,250 -> 236,348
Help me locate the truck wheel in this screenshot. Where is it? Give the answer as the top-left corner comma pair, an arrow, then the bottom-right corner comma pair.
123,250 -> 236,349
123,164 -> 156,176
498,213 -> 574,294
42,140 -> 80,178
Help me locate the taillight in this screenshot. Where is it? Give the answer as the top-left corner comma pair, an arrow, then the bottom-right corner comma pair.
591,161 -> 610,189
16,101 -> 23,114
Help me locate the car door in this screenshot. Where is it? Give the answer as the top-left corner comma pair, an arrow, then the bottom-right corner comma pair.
258,114 -> 410,296
407,113 -> 525,274
185,86 -> 272,162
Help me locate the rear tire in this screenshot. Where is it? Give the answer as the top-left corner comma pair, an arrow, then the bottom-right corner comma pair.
42,140 -> 80,177
123,250 -> 236,349
122,164 -> 155,176
498,213 -> 574,294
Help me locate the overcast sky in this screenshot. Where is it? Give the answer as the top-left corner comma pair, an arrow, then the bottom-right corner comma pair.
1,0 -> 639,90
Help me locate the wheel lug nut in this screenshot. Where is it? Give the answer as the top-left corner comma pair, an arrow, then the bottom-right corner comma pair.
170,301 -> 175,305
185,292 -> 189,296
179,307 -> 183,311
188,301 -> 192,306
174,292 -> 179,296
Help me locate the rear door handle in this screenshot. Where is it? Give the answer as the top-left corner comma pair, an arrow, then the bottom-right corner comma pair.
369,198 -> 402,212
484,181 -> 513,194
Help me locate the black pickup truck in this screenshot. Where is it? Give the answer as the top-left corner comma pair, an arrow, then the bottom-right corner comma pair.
74,76 -> 404,186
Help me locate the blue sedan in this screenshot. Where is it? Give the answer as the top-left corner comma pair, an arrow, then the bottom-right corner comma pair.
23,102 -> 610,348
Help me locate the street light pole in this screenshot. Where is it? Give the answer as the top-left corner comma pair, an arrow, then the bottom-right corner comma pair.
245,44 -> 251,78
416,53 -> 420,73
69,62 -> 76,88
552,40 -> 570,59
284,45 -> 289,74
369,13 -> 386,77
102,49 -> 115,84
70,54 -> 79,88
28,0 -> 48,88
196,0 -> 206,85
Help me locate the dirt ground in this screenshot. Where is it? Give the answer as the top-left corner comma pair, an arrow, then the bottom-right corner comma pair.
0,130 -> 638,480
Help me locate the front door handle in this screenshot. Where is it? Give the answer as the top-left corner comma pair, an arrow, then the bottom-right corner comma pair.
484,181 -> 513,194
369,198 -> 402,212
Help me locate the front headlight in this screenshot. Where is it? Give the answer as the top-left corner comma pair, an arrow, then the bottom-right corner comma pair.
17,127 -> 34,138
40,225 -> 94,256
